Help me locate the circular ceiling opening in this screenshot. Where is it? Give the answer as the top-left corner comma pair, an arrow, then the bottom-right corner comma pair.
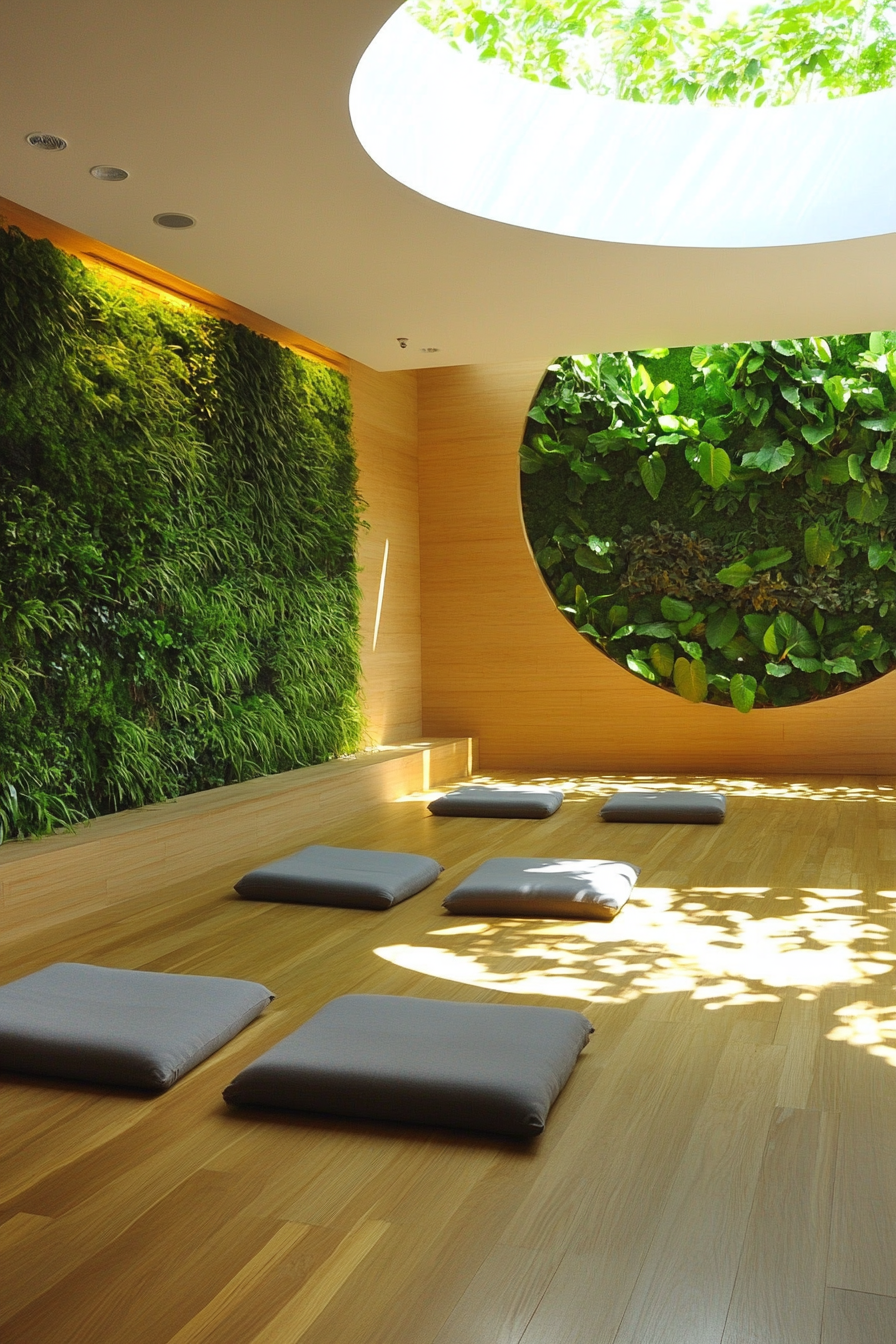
350,3 -> 896,247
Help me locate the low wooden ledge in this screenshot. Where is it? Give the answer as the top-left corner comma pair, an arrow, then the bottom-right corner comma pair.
0,738 -> 474,945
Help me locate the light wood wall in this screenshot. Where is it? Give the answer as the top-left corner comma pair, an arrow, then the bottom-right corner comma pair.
0,739 -> 471,946
417,362 -> 896,775
349,361 -> 423,744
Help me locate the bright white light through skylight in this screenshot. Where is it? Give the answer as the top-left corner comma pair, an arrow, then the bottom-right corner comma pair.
349,3 -> 896,247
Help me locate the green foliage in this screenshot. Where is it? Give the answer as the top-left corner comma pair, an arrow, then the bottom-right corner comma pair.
521,335 -> 896,711
411,0 -> 896,106
0,226 -> 362,841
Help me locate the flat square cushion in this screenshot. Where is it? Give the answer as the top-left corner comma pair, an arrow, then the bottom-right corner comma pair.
224,994 -> 592,1137
428,786 -> 563,819
443,857 -> 639,920
235,845 -> 442,910
600,791 -> 726,824
0,962 -> 274,1091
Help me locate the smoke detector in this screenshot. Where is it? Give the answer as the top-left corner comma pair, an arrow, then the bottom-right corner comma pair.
26,132 -> 67,151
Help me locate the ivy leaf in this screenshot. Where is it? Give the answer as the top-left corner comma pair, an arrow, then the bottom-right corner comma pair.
638,451 -> 666,500
740,439 -> 795,473
705,609 -> 740,649
804,522 -> 836,567
649,641 -> 675,677
729,672 -> 757,713
802,423 -> 834,445
660,596 -> 693,621
673,656 -> 708,703
695,441 -> 731,489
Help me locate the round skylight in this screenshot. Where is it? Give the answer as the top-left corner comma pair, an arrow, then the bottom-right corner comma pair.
349,3 -> 896,247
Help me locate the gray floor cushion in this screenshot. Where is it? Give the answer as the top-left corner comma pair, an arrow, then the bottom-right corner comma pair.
600,791 -> 726,824
235,844 -> 443,910
224,993 -> 592,1137
0,962 -> 273,1091
443,857 -> 639,920
428,786 -> 563,819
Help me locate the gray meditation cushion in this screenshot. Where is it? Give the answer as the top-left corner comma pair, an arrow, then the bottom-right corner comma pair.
600,791 -> 726,824
235,844 -> 442,910
0,962 -> 274,1090
443,856 -> 639,920
224,993 -> 592,1137
428,786 -> 563,819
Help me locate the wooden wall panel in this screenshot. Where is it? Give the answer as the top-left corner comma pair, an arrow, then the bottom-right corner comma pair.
417,362 -> 896,774
349,361 -> 423,744
0,738 -> 472,946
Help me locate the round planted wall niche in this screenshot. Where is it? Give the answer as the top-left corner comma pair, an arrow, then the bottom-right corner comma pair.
520,337 -> 896,713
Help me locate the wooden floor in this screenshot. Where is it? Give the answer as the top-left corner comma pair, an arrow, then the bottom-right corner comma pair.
1,771 -> 895,1344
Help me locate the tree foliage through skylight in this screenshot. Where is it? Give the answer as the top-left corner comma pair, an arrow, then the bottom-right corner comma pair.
410,0 -> 896,106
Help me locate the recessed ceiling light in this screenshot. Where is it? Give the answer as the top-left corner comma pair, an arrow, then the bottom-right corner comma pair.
153,212 -> 195,229
90,165 -> 129,182
26,132 -> 67,151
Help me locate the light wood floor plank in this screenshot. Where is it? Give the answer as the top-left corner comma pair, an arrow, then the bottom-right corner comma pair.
822,1288 -> 896,1343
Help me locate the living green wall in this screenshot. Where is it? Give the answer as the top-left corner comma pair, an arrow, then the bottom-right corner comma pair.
0,225 -> 362,842
521,338 -> 896,713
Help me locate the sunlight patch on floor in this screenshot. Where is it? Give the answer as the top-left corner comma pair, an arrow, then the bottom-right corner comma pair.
394,773 -> 896,805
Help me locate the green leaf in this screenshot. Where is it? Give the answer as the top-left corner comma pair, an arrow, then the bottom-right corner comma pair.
765,661 -> 792,677
772,613 -> 816,658
740,439 -> 795,473
822,454 -> 852,484
871,440 -> 893,471
804,522 -> 836,567
678,639 -> 704,660
824,656 -> 859,676
869,540 -> 894,570
673,656 -> 708,703
790,655 -> 823,672
574,545 -> 613,573
744,613 -> 775,647
716,561 -> 754,588
536,545 -> 562,569
609,624 -> 637,640
626,652 -> 657,681
847,453 -> 866,483
570,459 -> 611,483
705,608 -> 739,649
660,596 -> 692,621
762,622 -> 782,656
631,363 -> 654,399
847,484 -> 888,523
809,336 -> 832,363
519,443 -> 545,474
802,423 -> 834,446
638,451 -> 666,500
750,547 -> 793,571
649,642 -> 675,678
636,347 -> 670,359
634,622 -> 676,638
678,610 -> 705,635
695,441 -> 731,489
823,375 -> 849,411
701,416 -> 731,443
729,672 -> 757,713
527,404 -> 550,425
859,413 -> 896,433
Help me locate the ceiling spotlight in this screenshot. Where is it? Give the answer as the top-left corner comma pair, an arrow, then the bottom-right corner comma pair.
26,132 -> 67,151
90,165 -> 129,182
153,212 -> 195,229
396,336 -> 409,349
421,347 -> 440,353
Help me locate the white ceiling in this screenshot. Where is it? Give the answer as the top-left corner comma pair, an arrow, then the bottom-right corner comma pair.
2,0 -> 896,371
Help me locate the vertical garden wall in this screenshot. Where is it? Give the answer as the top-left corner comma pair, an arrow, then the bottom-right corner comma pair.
0,225 -> 362,842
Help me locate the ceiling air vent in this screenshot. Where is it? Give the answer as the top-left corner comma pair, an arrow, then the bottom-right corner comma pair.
26,132 -> 67,151
90,165 -> 129,182
153,213 -> 196,229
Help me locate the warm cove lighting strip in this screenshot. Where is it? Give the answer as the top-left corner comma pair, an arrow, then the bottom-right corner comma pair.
350,6 -> 896,249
